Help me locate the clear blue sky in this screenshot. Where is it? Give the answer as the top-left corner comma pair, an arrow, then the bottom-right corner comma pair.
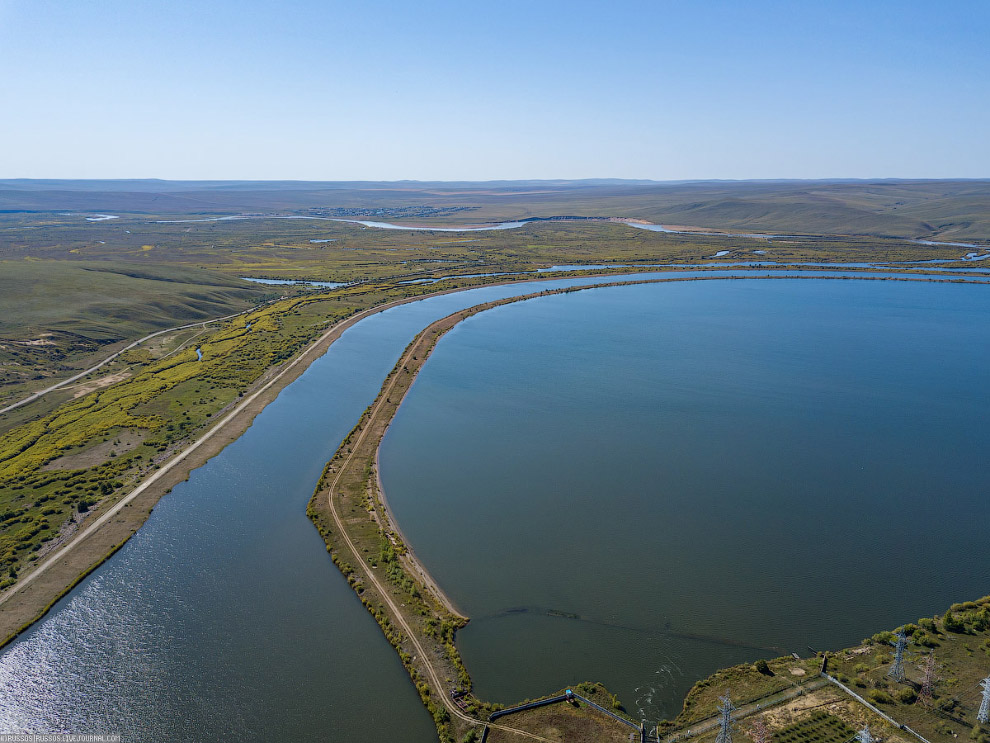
1,0 -> 987,180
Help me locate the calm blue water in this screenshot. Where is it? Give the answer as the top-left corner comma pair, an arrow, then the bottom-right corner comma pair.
380,279 -> 990,722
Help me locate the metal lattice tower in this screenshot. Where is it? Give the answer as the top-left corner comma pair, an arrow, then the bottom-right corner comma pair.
715,694 -> 737,743
857,726 -> 874,743
748,717 -> 772,743
918,652 -> 938,707
978,676 -> 990,724
887,630 -> 908,682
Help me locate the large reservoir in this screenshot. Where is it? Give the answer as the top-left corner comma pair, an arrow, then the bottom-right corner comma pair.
380,278 -> 990,721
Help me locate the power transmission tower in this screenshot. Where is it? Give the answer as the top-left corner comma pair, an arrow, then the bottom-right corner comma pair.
917,652 -> 939,708
978,676 -> 990,724
857,726 -> 874,743
887,631 -> 908,682
748,717 -> 772,743
715,694 -> 737,743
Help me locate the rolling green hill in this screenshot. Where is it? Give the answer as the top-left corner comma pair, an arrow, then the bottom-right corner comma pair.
0,260 -> 262,342
0,260 -> 265,404
2,179 -> 988,240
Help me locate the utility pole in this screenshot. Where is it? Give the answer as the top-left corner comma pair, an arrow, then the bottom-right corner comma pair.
715,694 -> 737,743
887,630 -> 907,682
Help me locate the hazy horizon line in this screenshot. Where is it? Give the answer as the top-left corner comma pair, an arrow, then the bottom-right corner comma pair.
3,176 -> 989,186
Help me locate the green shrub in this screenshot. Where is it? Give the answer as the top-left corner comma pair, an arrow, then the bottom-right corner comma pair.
944,611 -> 966,633
868,690 -> 893,705
939,697 -> 960,713
897,688 -> 917,704
754,659 -> 773,676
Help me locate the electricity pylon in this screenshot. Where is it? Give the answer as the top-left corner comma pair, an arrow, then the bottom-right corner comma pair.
715,694 -> 737,743
887,630 -> 908,682
917,652 -> 939,708
978,676 -> 990,724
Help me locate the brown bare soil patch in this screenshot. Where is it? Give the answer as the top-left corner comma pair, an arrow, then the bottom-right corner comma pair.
42,429 -> 146,471
19,335 -> 56,347
70,369 -> 131,398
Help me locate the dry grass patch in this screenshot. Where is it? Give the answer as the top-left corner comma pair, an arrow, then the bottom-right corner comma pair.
488,702 -> 638,743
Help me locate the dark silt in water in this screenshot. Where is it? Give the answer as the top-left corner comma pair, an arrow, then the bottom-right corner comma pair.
380,279 -> 990,722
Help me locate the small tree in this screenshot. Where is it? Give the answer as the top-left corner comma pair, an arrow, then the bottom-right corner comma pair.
944,610 -> 966,633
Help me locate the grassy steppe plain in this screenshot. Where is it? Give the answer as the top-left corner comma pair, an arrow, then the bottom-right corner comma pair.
0,260 -> 268,409
4,178 -> 990,240
1,211 -> 979,284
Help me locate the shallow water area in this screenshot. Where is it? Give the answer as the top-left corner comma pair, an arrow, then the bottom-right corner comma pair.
330,218 -> 528,232
241,277 -> 346,288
